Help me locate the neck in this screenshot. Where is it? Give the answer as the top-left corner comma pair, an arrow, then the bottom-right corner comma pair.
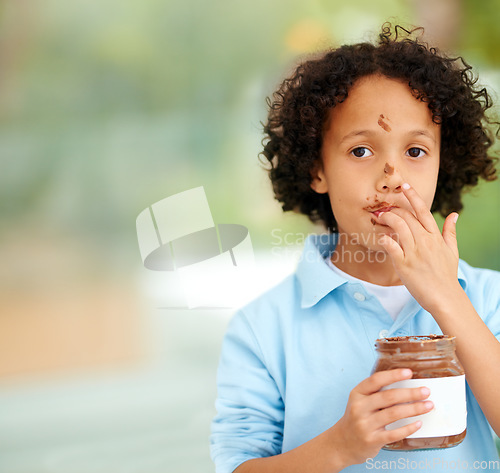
331,233 -> 403,286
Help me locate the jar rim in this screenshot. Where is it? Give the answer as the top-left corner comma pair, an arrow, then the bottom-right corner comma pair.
375,334 -> 456,352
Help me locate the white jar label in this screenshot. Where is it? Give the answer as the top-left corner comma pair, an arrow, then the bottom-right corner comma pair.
381,375 -> 466,438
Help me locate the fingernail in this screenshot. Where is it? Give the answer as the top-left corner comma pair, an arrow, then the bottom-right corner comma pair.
402,183 -> 410,190
453,213 -> 459,224
402,369 -> 412,378
415,421 -> 422,428
425,401 -> 434,410
421,387 -> 430,396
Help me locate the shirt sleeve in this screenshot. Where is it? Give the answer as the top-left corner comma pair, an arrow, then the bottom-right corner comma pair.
482,269 -> 500,343
210,309 -> 284,473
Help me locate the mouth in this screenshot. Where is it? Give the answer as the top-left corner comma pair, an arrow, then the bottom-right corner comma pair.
364,202 -> 398,218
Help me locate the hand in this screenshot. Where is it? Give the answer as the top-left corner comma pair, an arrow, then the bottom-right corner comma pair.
377,183 -> 462,314
335,369 -> 432,465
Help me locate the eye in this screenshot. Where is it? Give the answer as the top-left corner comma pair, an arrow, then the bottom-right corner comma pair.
351,147 -> 373,158
406,147 -> 426,158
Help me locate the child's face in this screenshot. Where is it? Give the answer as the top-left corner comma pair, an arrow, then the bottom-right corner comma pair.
312,74 -> 441,251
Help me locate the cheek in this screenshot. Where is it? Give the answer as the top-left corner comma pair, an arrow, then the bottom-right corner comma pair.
326,181 -> 347,213
412,185 -> 437,212
408,160 -> 439,206
418,171 -> 440,207
325,167 -> 365,217
324,166 -> 351,196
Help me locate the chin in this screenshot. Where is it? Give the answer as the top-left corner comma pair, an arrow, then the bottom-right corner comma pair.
368,246 -> 391,264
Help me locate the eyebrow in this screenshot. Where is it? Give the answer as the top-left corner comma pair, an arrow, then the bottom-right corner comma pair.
406,130 -> 437,144
339,130 -> 374,145
339,129 -> 437,144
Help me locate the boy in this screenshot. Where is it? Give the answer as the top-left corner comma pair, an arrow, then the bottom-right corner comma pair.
211,24 -> 500,472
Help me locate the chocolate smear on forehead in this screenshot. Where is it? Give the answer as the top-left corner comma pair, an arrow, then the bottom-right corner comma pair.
377,114 -> 391,132
384,163 -> 394,175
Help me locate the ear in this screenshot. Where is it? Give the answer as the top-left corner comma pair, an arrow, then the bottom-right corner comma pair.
310,159 -> 328,194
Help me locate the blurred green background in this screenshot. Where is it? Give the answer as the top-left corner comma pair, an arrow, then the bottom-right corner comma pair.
0,0 -> 499,472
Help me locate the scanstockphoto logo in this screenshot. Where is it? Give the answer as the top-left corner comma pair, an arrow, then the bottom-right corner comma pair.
365,457 -> 500,471
136,187 -> 254,309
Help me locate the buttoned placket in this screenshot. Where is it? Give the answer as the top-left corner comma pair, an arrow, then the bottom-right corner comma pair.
345,283 -> 420,360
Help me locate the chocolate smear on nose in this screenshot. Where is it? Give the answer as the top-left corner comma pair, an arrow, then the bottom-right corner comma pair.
384,163 -> 394,175
378,114 -> 391,132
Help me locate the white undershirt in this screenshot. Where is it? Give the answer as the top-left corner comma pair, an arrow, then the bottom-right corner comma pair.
325,257 -> 412,320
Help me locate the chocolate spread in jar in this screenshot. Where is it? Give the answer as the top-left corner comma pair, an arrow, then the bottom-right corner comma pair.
372,335 -> 466,451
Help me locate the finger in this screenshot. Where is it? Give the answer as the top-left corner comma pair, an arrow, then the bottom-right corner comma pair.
372,399 -> 434,430
401,183 -> 440,234
380,420 -> 423,446
369,385 -> 430,411
384,207 -> 425,242
356,369 -> 413,396
377,210 -> 416,251
378,234 -> 404,264
442,212 -> 459,259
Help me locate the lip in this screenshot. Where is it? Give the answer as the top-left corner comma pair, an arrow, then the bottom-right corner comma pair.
371,207 -> 396,217
364,202 -> 398,217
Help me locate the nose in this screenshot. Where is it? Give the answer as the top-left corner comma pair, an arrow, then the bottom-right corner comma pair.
375,161 -> 404,193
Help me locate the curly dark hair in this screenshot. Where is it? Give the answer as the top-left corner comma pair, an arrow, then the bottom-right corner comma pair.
261,23 -> 498,232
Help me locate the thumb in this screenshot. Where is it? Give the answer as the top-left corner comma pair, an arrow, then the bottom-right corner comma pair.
442,212 -> 459,258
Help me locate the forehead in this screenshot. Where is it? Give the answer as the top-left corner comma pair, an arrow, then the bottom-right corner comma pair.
324,74 -> 438,137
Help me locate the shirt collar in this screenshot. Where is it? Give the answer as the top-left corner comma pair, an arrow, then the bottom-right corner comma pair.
296,234 -> 346,309
296,234 -> 468,309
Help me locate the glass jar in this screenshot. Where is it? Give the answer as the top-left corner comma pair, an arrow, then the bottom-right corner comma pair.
372,335 -> 466,451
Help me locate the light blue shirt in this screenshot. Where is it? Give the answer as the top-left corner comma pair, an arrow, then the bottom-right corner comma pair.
211,234 -> 500,473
